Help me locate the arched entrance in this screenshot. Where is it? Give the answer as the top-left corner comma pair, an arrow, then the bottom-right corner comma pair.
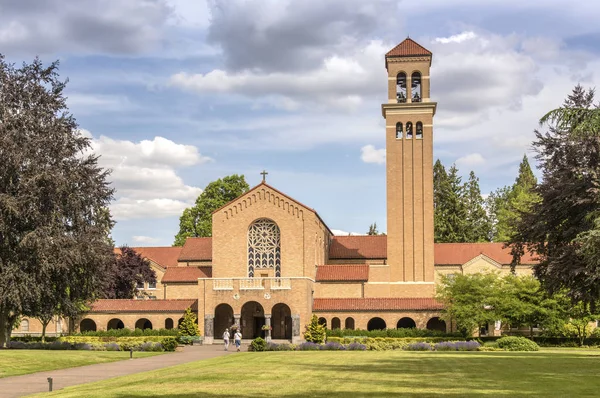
214,303 -> 234,339
397,317 -> 416,329
135,318 -> 153,330
271,303 -> 292,340
107,318 -> 124,330
427,317 -> 447,332
331,317 -> 341,330
165,318 -> 174,329
241,301 -> 265,339
345,317 -> 355,330
80,319 -> 96,332
367,317 -> 386,331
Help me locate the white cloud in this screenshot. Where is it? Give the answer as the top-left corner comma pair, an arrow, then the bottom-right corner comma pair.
81,131 -> 209,220
360,145 -> 386,164
455,153 -> 485,169
435,31 -> 477,44
132,235 -> 161,244
169,40 -> 386,112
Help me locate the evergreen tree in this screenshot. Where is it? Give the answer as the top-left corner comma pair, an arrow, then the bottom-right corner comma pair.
433,160 -> 450,242
511,85 -> 600,309
174,175 -> 249,245
178,307 -> 200,337
492,155 -> 539,242
434,163 -> 470,242
367,223 -> 378,235
465,171 -> 490,242
303,314 -> 326,343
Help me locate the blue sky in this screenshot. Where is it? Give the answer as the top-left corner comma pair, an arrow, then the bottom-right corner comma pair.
2,0 -> 599,245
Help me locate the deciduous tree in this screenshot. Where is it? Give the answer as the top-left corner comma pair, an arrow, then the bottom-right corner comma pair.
0,55 -> 114,347
174,175 -> 249,245
104,246 -> 156,299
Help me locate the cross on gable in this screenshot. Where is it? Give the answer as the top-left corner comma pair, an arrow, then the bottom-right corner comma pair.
260,170 -> 268,182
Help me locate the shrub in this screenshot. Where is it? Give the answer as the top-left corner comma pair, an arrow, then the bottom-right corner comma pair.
73,343 -> 92,350
404,342 -> 432,351
346,342 -> 367,351
138,342 -> 163,352
105,343 -> 121,351
7,341 -> 28,349
161,337 -> 178,352
297,342 -> 321,351
304,315 -> 326,343
434,341 -> 480,351
320,342 -> 345,351
48,341 -> 72,350
76,328 -> 178,337
327,337 -> 461,351
326,328 -> 460,338
275,343 -> 295,351
497,336 -> 539,351
250,337 -> 267,352
178,307 -> 200,337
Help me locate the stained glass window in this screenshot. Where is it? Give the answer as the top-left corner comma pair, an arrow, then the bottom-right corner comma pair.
248,218 -> 281,277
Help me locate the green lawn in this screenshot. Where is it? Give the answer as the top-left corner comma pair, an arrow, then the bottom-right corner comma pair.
0,350 -> 161,378
31,348 -> 600,397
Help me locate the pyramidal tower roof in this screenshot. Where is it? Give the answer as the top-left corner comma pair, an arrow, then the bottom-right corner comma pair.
386,37 -> 432,58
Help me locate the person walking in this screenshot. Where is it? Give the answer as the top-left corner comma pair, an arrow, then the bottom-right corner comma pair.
234,330 -> 242,352
223,328 -> 230,351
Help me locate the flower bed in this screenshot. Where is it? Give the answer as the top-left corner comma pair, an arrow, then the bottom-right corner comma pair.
8,337 -> 177,352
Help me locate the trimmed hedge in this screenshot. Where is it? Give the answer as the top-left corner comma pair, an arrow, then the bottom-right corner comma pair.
497,336 -> 539,351
326,328 -> 461,338
58,336 -> 178,351
75,328 -> 179,337
326,337 -> 463,351
8,338 -> 178,352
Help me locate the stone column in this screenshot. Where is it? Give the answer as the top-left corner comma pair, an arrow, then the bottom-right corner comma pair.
292,314 -> 301,344
204,314 -> 214,345
265,315 -> 272,343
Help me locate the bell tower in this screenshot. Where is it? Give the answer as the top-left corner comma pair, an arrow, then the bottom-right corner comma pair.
382,38 -> 436,295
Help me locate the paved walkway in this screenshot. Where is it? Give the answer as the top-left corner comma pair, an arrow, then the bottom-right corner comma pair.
0,345 -> 233,398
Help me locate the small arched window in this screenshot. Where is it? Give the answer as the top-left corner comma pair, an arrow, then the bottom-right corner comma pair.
406,122 -> 413,139
396,72 -> 407,103
396,122 -> 403,139
21,319 -> 29,332
416,122 -> 423,139
411,72 -> 422,102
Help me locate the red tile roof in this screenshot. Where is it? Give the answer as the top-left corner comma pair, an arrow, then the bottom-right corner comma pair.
115,247 -> 182,268
434,243 -> 537,265
89,299 -> 197,313
313,298 -> 443,312
386,38 -> 432,58
316,265 -> 369,282
178,237 -> 212,261
161,267 -> 211,283
329,236 -> 387,259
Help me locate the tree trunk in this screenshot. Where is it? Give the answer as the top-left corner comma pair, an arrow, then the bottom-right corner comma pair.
0,312 -> 8,349
0,307 -> 15,349
41,320 -> 49,343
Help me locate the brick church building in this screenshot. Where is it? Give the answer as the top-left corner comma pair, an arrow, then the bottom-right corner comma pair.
14,38 -> 535,342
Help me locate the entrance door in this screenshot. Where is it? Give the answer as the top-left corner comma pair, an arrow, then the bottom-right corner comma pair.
254,316 -> 266,339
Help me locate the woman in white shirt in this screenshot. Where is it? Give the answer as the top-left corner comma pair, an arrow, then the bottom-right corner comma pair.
223,328 -> 230,351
